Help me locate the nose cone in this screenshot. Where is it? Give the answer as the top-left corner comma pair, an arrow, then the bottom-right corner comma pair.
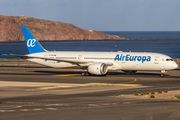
173,62 -> 178,69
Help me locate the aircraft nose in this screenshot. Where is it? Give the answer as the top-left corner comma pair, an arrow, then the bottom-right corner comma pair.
173,62 -> 178,69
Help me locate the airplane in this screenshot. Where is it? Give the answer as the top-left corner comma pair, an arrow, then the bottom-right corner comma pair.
6,26 -> 178,77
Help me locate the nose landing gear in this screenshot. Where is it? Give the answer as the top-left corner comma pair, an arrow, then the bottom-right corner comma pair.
160,70 -> 166,77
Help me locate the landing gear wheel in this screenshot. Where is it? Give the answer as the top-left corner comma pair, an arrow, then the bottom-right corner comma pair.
81,72 -> 85,76
81,72 -> 90,76
101,74 -> 107,76
88,72 -> 92,76
160,70 -> 166,77
160,74 -> 164,77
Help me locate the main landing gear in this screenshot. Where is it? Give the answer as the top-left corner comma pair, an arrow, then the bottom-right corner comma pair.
81,72 -> 90,76
81,72 -> 106,76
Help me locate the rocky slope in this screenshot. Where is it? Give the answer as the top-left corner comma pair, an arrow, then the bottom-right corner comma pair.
0,15 -> 126,42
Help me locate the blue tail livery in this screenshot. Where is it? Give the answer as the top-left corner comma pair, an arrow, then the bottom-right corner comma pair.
21,26 -> 46,54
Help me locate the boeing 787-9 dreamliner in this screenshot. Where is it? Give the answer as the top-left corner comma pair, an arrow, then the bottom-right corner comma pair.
6,26 -> 178,76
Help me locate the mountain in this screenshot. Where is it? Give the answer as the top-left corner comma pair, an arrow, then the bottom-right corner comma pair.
0,15 -> 126,42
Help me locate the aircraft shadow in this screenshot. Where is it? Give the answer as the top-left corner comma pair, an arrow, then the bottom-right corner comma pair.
34,70 -> 163,77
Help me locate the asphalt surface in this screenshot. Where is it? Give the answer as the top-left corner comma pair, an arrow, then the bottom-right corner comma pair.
0,66 -> 180,120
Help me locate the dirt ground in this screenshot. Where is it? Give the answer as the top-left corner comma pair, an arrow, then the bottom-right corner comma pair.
117,90 -> 180,99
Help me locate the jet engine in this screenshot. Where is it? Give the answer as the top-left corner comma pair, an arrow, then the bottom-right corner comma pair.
87,63 -> 108,75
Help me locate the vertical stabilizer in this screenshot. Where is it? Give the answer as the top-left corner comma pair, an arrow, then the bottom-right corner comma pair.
21,26 -> 46,54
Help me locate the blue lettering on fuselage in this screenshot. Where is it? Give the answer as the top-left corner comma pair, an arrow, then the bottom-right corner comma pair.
114,54 -> 151,63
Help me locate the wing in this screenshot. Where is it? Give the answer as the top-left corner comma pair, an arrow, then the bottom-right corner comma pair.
4,54 -> 113,66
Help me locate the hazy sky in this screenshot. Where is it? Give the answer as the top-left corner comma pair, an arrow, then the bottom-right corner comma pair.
0,0 -> 180,31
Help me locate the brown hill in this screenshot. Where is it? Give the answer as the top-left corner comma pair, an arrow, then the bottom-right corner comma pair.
0,15 -> 126,42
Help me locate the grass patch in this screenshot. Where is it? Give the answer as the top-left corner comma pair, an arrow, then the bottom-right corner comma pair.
164,90 -> 168,93
158,91 -> 162,94
114,94 -> 119,97
134,93 -> 139,96
150,95 -> 155,98
175,95 -> 180,99
151,91 -> 155,94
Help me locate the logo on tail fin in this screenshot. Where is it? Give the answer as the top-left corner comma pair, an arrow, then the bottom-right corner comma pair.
21,26 -> 47,54
27,39 -> 36,47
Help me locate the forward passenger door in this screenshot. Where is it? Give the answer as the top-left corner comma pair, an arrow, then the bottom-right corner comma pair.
154,56 -> 159,64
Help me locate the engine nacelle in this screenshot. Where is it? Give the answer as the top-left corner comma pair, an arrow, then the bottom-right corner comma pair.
87,63 -> 108,75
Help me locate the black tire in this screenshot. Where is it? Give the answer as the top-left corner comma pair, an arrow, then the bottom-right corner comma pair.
160,74 -> 164,77
87,72 -> 92,76
101,74 -> 107,76
81,72 -> 86,76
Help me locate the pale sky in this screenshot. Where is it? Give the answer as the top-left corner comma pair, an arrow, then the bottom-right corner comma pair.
0,0 -> 180,31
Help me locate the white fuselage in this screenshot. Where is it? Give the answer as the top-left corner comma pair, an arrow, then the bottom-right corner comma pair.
27,51 -> 178,71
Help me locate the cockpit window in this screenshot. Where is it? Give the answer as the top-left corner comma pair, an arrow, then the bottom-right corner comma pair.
166,59 -> 173,61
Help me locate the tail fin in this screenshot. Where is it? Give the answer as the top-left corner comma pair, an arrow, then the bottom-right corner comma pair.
21,26 -> 46,54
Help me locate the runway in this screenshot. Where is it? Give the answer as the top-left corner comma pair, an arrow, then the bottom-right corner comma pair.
0,65 -> 180,120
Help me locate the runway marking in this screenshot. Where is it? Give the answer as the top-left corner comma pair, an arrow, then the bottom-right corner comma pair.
33,108 -> 42,111
20,109 -> 30,111
27,77 -> 139,91
123,102 -> 131,104
88,104 -> 99,107
0,110 -> 15,112
47,108 -> 57,110
0,105 -> 22,110
0,102 -> 120,113
120,77 -> 137,84
166,86 -> 180,89
46,104 -> 64,106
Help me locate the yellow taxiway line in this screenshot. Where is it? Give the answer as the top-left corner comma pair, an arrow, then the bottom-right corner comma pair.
27,77 -> 139,91
54,74 -> 81,76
